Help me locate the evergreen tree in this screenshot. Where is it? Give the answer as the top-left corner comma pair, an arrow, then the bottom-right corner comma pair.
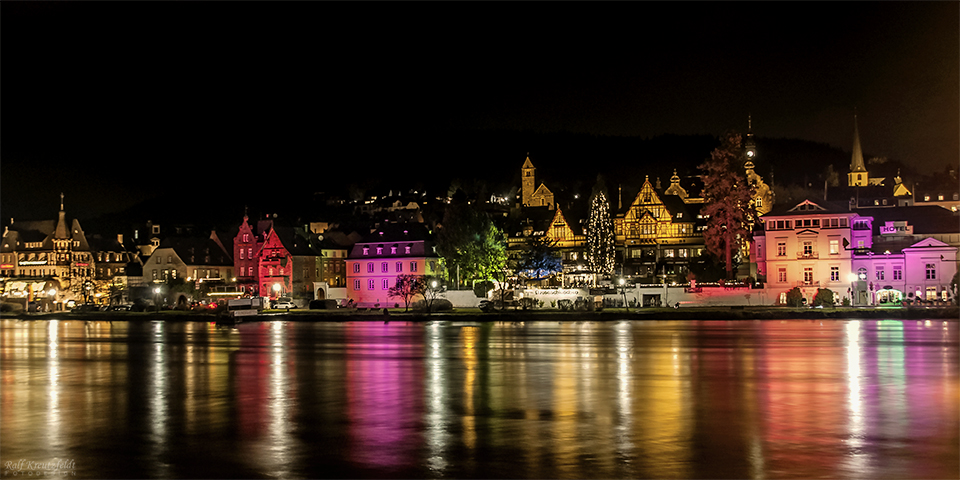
586,190 -> 616,279
699,131 -> 758,279
436,192 -> 507,289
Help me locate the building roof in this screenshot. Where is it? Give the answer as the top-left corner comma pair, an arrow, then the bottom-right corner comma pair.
857,205 -> 960,235
157,236 -> 233,266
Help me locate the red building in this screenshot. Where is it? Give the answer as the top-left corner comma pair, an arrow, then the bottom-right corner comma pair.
233,215 -> 263,296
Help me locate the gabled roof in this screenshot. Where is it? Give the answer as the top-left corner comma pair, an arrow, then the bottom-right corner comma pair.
157,236 -> 233,266
763,198 -> 854,216
860,205 -> 959,235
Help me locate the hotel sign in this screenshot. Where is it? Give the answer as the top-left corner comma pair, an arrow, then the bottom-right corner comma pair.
880,221 -> 913,235
19,260 -> 48,265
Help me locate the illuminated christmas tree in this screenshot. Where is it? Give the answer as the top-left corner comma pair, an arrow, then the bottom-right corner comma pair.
586,190 -> 616,278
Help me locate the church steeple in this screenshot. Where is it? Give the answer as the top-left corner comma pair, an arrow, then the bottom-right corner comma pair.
847,114 -> 869,186
55,193 -> 69,239
744,114 -> 757,161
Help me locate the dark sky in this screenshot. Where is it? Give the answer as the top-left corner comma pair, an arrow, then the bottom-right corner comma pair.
3,2 -> 958,222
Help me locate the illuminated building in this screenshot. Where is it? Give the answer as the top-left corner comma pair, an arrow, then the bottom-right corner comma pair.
847,114 -> 885,187
233,215 -> 263,296
615,175 -> 705,282
755,198 -> 958,305
257,225 -> 325,302
0,194 -> 94,305
143,233 -> 234,305
345,223 -> 441,308
520,154 -> 555,209
743,115 -> 773,216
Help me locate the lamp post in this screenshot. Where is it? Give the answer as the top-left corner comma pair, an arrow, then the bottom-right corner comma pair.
153,286 -> 161,312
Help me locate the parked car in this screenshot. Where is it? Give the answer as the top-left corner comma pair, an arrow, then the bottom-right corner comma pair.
273,297 -> 296,309
107,304 -> 133,311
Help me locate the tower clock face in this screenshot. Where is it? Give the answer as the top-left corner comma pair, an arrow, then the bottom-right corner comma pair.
746,150 -> 755,158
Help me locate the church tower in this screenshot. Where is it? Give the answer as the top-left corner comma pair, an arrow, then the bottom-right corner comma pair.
521,154 -> 536,207
744,114 -> 757,161
847,114 -> 869,187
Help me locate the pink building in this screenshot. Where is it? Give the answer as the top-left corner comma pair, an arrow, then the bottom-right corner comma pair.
233,215 -> 263,296
345,224 -> 442,308
755,199 -> 958,305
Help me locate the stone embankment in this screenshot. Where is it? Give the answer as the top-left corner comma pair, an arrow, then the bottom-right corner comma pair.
2,306 -> 957,322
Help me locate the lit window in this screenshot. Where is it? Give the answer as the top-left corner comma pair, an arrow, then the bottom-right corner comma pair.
405,246 -> 411,254
830,240 -> 839,255
777,242 -> 786,257
363,247 -> 369,255
938,195 -> 944,201
396,262 -> 403,273
377,247 -> 383,255
924,195 -> 930,201
893,266 -> 902,280
353,263 -> 360,273
876,268 -> 884,281
410,261 -> 418,272
803,267 -> 814,284
391,246 -> 397,254
240,249 -> 245,260
830,266 -> 840,282
778,268 -> 787,283
381,262 -> 388,273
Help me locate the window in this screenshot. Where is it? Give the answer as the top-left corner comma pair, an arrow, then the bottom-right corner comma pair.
376,247 -> 383,255
367,263 -> 374,273
405,246 -> 411,254
926,287 -> 937,301
354,280 -> 361,290
363,247 -> 369,255
382,279 -> 389,290
396,262 -> 403,273
924,195 -> 930,201
812,219 -> 820,228
803,219 -> 811,227
353,263 -> 360,273
243,233 -> 250,242
778,267 -> 787,283
830,266 -> 840,282
368,279 -> 375,290
804,267 -> 814,284
248,248 -> 253,259
803,241 -> 813,256
840,218 -> 848,227
678,249 -> 688,258
777,242 -> 786,257
829,240 -> 840,255
391,246 -> 397,254
756,197 -> 763,208
857,267 -> 867,280
938,194 -> 944,201
876,267 -> 884,281
893,266 -> 902,280
926,263 -> 936,280
156,256 -> 161,264
240,249 -> 245,260
381,262 -> 388,273
410,261 -> 418,272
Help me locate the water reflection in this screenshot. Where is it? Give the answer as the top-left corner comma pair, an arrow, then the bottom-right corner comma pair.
0,318 -> 956,479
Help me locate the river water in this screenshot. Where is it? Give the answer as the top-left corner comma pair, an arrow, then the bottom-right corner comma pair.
1,318 -> 957,479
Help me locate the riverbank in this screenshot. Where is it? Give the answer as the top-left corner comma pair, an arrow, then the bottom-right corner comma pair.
3,305 -> 957,322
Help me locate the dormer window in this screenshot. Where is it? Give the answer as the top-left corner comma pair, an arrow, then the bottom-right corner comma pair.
376,247 -> 383,255
405,246 -> 411,254
363,247 -> 369,256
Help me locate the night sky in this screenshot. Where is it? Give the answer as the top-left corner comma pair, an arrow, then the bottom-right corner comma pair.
2,2 -> 957,222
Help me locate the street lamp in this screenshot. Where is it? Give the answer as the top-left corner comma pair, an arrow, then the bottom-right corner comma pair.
153,286 -> 161,312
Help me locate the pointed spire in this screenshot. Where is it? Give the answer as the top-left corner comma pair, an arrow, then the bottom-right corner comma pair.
850,114 -> 866,172
55,193 -> 68,239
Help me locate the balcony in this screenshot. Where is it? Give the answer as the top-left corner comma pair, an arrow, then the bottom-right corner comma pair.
796,280 -> 820,287
797,251 -> 819,259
